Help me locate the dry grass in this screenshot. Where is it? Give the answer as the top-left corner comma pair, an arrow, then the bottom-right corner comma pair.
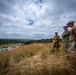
0,43 -> 76,75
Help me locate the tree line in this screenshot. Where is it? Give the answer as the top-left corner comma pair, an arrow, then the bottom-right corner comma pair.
24,38 -> 53,45
0,38 -> 62,45
0,39 -> 25,45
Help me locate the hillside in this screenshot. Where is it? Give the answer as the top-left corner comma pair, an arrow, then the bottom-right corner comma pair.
0,43 -> 76,75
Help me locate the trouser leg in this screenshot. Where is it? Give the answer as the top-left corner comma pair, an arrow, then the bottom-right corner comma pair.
71,41 -> 76,53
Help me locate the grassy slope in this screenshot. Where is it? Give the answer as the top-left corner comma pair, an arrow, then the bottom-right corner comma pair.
0,43 -> 76,75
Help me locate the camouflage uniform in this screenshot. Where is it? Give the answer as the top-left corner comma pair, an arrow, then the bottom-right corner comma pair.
61,29 -> 70,52
52,34 -> 60,53
70,26 -> 76,53
67,20 -> 76,54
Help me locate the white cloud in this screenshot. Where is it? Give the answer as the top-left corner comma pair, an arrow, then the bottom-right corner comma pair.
0,0 -> 76,39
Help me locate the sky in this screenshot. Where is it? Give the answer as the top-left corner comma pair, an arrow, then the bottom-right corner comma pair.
0,0 -> 76,39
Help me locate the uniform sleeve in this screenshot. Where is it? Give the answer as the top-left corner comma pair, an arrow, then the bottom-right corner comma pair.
73,27 -> 76,34
56,35 -> 60,41
71,27 -> 76,34
61,31 -> 70,38
61,32 -> 65,38
52,36 -> 55,41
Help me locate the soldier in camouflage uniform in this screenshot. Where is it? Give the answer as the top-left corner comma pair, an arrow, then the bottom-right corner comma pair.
52,32 -> 60,53
61,26 -> 70,53
67,20 -> 76,54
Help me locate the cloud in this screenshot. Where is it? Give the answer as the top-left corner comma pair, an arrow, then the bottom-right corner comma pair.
0,0 -> 76,39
